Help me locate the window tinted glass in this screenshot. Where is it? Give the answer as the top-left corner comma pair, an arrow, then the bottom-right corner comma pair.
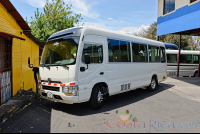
193,55 -> 199,64
40,38 -> 78,66
164,0 -> 175,15
180,55 -> 192,64
167,54 -> 177,63
149,46 -> 160,62
108,39 -> 120,62
108,39 -> 130,62
120,41 -> 131,62
160,47 -> 166,63
190,0 -> 198,3
82,44 -> 103,63
132,43 -> 148,62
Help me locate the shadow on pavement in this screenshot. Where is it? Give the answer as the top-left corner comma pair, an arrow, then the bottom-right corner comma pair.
43,83 -> 175,116
169,77 -> 200,87
0,83 -> 174,133
0,99 -> 52,133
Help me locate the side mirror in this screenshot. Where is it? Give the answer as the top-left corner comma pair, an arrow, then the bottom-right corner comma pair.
81,54 -> 90,71
28,57 -> 33,68
28,57 -> 30,65
85,54 -> 91,64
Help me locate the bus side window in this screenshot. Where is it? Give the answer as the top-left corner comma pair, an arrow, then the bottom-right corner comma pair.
132,43 -> 148,62
148,46 -> 160,62
180,55 -> 192,64
107,39 -> 131,62
107,39 -> 120,62
193,55 -> 199,64
160,47 -> 166,63
120,41 -> 131,62
82,43 -> 103,64
167,54 -> 177,63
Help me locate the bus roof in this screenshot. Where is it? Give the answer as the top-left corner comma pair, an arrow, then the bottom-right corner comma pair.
166,50 -> 200,55
48,26 -> 165,47
82,26 -> 164,47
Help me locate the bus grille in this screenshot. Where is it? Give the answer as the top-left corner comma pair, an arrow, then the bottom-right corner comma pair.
41,80 -> 62,84
42,86 -> 60,92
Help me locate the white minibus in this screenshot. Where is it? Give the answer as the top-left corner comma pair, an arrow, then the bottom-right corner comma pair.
166,50 -> 200,77
38,26 -> 167,109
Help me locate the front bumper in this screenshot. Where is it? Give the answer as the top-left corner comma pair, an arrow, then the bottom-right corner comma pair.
39,86 -> 79,104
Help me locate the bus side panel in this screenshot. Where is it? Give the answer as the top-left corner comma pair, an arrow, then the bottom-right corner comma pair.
167,64 -> 197,76
106,63 -> 151,95
154,63 -> 167,82
179,64 -> 197,76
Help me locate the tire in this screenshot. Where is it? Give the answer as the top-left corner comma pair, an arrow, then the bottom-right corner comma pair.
147,76 -> 157,92
194,72 -> 199,77
90,84 -> 104,110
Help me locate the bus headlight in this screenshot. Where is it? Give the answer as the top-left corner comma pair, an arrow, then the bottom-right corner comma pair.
62,86 -> 79,96
63,87 -> 69,94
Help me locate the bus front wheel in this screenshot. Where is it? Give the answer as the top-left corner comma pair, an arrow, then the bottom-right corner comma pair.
90,84 -> 104,110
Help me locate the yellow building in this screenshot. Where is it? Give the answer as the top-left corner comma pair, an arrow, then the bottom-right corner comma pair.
0,0 -> 43,105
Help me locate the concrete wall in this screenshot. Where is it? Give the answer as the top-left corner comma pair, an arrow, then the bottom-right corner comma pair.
0,3 -> 39,95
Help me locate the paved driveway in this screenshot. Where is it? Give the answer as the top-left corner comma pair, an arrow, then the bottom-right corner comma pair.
0,77 -> 200,133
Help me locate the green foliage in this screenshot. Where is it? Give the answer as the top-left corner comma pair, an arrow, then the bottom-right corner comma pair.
135,22 -> 157,40
135,22 -> 191,49
159,34 -> 190,49
29,0 -> 82,43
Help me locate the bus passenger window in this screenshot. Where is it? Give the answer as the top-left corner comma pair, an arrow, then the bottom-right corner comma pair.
160,47 -> 166,63
167,54 -> 177,63
120,41 -> 131,62
108,39 -> 120,62
180,55 -> 192,64
193,55 -> 199,64
132,43 -> 148,62
149,46 -> 160,62
82,43 -> 103,63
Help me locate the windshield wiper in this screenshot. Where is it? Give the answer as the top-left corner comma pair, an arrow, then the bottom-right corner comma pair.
41,64 -> 50,70
56,63 -> 69,69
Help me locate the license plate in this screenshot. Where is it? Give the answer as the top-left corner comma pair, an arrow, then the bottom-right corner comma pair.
47,92 -> 53,98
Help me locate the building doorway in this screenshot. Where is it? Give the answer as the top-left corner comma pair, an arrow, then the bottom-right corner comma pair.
0,36 -> 12,105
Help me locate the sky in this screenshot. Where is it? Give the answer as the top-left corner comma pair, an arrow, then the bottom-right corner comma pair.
10,0 -> 158,35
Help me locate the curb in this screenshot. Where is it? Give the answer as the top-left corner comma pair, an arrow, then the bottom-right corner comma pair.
0,89 -> 40,124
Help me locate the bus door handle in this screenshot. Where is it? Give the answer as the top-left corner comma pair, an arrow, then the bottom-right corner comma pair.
100,72 -> 104,75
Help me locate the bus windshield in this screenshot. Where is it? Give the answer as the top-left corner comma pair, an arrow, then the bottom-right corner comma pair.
40,37 -> 79,66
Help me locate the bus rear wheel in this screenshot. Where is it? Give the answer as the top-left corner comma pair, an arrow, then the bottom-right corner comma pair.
147,77 -> 157,92
90,84 -> 104,110
194,72 -> 199,77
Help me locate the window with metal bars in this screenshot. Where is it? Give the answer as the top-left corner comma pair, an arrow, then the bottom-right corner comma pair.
0,36 -> 12,105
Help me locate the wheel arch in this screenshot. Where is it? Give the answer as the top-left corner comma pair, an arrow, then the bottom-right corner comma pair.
93,82 -> 109,94
89,82 -> 109,100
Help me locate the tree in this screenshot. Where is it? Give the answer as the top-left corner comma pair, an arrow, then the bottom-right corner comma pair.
135,22 -> 157,40
28,0 -> 82,43
135,22 -> 191,49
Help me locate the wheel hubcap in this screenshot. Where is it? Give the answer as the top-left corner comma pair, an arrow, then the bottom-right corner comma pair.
98,90 -> 103,103
151,79 -> 156,89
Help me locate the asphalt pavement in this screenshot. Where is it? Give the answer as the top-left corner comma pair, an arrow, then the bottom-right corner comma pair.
0,77 -> 200,133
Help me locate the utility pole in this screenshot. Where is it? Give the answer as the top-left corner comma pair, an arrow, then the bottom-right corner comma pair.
177,35 -> 181,77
